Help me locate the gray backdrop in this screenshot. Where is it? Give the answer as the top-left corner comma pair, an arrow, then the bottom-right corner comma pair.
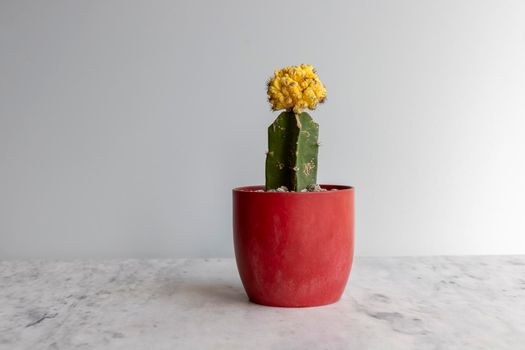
1,0 -> 524,258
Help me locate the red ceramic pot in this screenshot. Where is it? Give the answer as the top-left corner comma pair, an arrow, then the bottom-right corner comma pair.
233,185 -> 354,307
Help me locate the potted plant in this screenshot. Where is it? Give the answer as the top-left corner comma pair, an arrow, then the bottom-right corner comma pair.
233,64 -> 354,307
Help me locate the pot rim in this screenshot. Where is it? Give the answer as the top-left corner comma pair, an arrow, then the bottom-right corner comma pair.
233,184 -> 354,194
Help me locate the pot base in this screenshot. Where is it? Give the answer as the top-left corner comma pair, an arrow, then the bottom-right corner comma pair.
248,296 -> 342,308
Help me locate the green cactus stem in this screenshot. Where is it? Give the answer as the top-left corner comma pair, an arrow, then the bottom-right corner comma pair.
265,111 -> 319,191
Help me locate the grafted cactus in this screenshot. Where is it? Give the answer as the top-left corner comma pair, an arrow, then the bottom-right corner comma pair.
265,64 -> 327,191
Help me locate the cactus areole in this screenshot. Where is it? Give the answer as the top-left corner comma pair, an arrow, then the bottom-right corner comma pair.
233,64 -> 354,307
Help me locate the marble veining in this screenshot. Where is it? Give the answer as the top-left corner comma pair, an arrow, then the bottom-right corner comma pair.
1,256 -> 524,349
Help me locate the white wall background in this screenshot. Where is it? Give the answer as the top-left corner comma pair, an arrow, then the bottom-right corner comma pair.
1,0 -> 524,259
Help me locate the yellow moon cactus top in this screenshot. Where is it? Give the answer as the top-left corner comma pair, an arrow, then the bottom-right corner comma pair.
267,64 -> 327,113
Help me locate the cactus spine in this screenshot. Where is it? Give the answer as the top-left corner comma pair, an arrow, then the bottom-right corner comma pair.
265,111 -> 319,191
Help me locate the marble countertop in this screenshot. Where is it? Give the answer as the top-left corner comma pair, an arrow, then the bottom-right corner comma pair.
1,256 -> 524,350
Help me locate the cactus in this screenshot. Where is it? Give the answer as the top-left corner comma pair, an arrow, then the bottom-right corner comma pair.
265,64 -> 327,192
265,111 -> 319,191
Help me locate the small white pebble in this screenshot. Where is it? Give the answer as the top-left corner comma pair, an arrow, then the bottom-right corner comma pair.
307,184 -> 327,192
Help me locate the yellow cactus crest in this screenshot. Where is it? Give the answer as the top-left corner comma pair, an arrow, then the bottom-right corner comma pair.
266,64 -> 327,113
